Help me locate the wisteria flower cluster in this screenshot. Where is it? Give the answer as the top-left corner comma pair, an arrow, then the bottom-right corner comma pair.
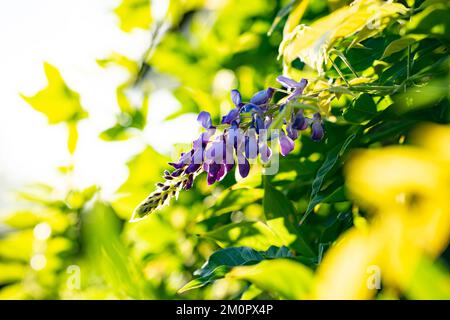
132,75 -> 325,220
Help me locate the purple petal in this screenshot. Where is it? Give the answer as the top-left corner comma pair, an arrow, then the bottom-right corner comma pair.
197,111 -> 212,129
313,112 -> 321,121
221,108 -> 240,124
168,149 -> 192,169
207,172 -> 217,185
311,122 -> 324,141
183,175 -> 194,190
244,132 -> 258,159
279,132 -> 295,156
292,110 -> 308,130
185,163 -> 200,174
276,75 -> 299,89
253,114 -> 265,133
208,162 -> 220,176
259,143 -> 272,163
231,89 -> 242,107
298,78 -> 308,89
215,164 -> 227,182
238,158 -> 250,178
286,87 -> 303,101
286,124 -> 299,140
250,88 -> 274,105
241,103 -> 262,113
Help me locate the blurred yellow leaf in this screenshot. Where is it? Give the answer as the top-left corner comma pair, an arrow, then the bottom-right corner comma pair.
316,124 -> 450,298
0,230 -> 34,261
0,263 -> 27,284
314,228 -> 381,299
114,0 -> 152,32
113,146 -> 169,219
21,63 -> 87,124
67,122 -> 78,154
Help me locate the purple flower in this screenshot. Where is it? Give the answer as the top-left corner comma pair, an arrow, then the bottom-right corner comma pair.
252,114 -> 265,134
231,89 -> 243,107
222,90 -> 244,124
291,109 -> 309,130
221,108 -> 240,124
250,88 -> 274,105
311,113 -> 324,141
197,111 -> 214,129
259,142 -> 272,163
241,103 -> 263,114
183,174 -> 194,190
244,129 -> 258,159
238,157 -> 250,178
279,130 -> 295,156
276,76 -> 308,102
206,162 -> 221,185
133,74 -> 331,218
168,150 -> 193,169
286,123 -> 299,140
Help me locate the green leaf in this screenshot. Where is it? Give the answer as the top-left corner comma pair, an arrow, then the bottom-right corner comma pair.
202,221 -> 285,251
263,177 -> 315,257
301,132 -> 358,225
228,259 -> 314,299
405,256 -> 450,299
178,265 -> 230,294
407,2 -> 450,40
83,202 -> 146,298
210,188 -> 264,215
21,63 -> 87,124
268,0 -> 300,36
343,93 -> 378,123
382,35 -> 426,58
178,246 -> 292,293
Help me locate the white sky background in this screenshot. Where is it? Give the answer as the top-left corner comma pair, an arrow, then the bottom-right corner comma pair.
0,0 -> 199,211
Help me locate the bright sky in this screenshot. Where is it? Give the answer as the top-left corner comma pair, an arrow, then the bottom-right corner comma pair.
0,0 -> 199,211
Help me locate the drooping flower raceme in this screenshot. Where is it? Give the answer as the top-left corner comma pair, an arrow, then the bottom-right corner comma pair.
132,75 -> 325,220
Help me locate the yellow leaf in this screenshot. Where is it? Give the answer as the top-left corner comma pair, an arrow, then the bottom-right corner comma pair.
283,0 -> 310,35
314,228 -> 381,299
21,63 -> 87,124
348,77 -> 373,85
114,0 -> 152,32
67,122 -> 78,154
280,0 -> 407,73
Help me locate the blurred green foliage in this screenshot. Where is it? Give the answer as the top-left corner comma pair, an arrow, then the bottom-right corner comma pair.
1,0 -> 449,300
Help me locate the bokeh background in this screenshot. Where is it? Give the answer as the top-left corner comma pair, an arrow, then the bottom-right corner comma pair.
0,0 -> 449,300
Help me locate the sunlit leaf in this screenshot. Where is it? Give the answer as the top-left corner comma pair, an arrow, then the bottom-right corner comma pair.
21,63 -> 87,124
405,256 -> 450,300
382,35 -> 426,58
263,177 -> 315,257
67,122 -> 78,154
202,221 -> 285,251
178,246 -> 292,293
301,132 -> 358,224
280,0 -> 407,72
228,259 -> 314,299
114,0 -> 152,32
